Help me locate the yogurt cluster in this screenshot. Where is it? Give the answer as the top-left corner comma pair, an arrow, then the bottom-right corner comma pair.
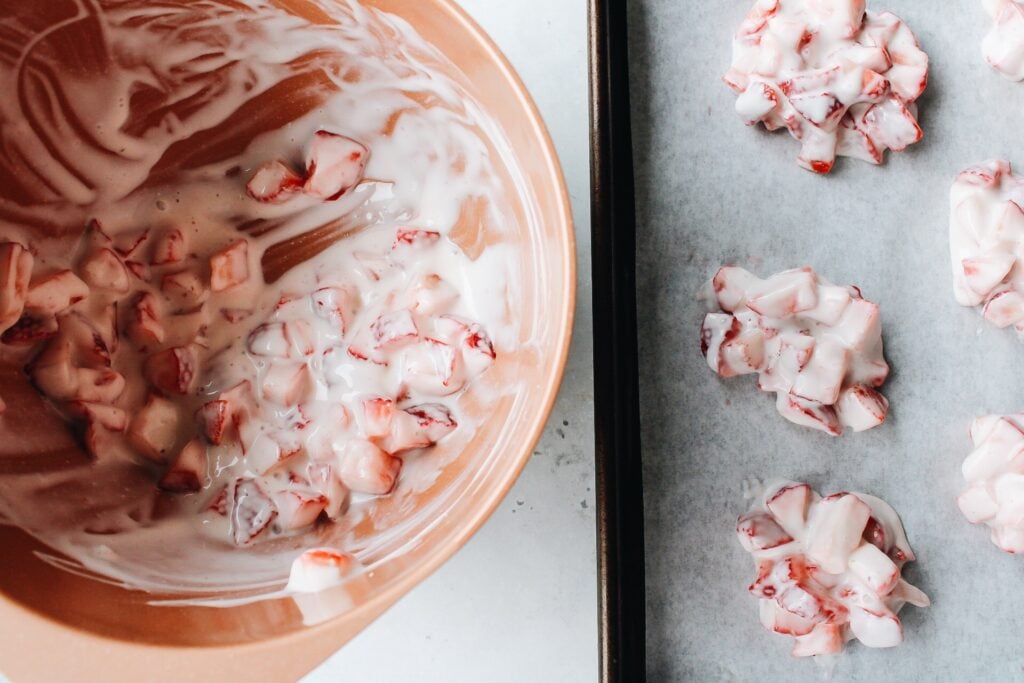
738,481 -> 929,657
958,413 -> 1024,552
702,266 -> 890,436
724,0 -> 929,174
949,160 -> 1024,333
983,0 -> 1024,81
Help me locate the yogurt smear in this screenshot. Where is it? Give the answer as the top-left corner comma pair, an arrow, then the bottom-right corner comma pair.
738,480 -> 929,657
724,0 -> 929,174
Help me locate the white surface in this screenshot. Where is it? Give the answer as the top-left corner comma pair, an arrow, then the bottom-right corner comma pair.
304,2 -> 596,682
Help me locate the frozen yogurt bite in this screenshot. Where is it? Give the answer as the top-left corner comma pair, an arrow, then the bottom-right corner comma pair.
0,0 -> 529,596
958,413 -> 1024,553
702,266 -> 890,436
949,160 -> 1024,333
724,0 -> 929,174
738,481 -> 929,657
982,0 -> 1024,81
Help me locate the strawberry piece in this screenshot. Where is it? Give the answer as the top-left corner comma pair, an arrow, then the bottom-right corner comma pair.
145,346 -> 197,395
79,248 -> 129,293
261,362 -> 312,406
247,160 -> 304,203
271,489 -> 327,530
362,397 -> 395,438
766,483 -> 812,537
128,395 -> 180,463
24,270 -> 88,317
336,440 -> 401,495
804,493 -> 871,574
231,478 -> 277,546
150,228 -> 187,265
28,337 -> 79,400
311,286 -> 359,335
405,404 -> 457,443
162,270 -> 208,309
0,243 -> 34,335
411,274 -> 459,315
304,131 -> 369,200
737,511 -> 794,552
159,439 -> 207,493
209,240 -> 249,292
393,229 -> 441,250
1,314 -> 58,346
126,292 -> 165,348
371,309 -> 418,349
402,338 -> 462,396
197,400 -> 229,445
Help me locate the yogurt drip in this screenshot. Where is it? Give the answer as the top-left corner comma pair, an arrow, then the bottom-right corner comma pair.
738,480 -> 929,657
0,0 -> 527,596
724,0 -> 929,174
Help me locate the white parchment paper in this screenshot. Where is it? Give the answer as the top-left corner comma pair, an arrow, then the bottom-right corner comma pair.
629,1 -> 1024,680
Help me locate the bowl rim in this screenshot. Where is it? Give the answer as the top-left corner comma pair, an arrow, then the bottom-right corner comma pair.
0,0 -> 577,654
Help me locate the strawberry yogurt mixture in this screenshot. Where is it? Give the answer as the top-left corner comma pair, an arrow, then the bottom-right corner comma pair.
958,413 -> 1024,553
0,0 -> 525,595
738,481 -> 929,657
983,0 -> 1024,80
702,266 -> 890,436
724,0 -> 929,174
950,160 -> 1024,333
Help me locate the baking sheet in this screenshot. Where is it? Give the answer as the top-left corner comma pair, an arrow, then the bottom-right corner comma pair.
628,1 -> 1024,680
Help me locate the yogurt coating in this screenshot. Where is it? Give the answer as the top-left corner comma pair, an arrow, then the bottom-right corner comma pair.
958,413 -> 1024,553
738,480 -> 929,657
701,266 -> 890,436
724,0 -> 928,174
0,0 -> 532,597
982,0 -> 1024,81
949,160 -> 1024,333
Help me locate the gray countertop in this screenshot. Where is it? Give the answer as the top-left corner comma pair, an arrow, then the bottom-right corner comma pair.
308,2 -> 596,681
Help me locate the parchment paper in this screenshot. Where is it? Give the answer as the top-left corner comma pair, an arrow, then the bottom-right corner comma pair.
628,2 -> 1024,680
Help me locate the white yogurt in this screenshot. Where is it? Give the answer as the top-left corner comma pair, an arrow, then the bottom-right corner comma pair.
725,0 -> 929,173
0,0 -> 529,597
738,480 -> 929,657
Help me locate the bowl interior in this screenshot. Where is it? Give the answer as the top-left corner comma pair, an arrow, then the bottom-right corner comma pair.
0,0 -> 573,649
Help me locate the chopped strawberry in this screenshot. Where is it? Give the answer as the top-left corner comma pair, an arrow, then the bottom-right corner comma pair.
311,286 -> 359,335
159,439 -> 207,493
371,309 -> 418,349
150,228 -> 187,265
128,395 -> 180,463
247,160 -> 304,203
336,440 -> 401,495
0,242 -> 34,335
144,346 -> 197,395
162,270 -> 208,309
231,478 -> 277,545
79,248 -> 129,293
261,362 -> 312,406
197,400 -> 229,445
1,314 -> 58,346
271,489 -> 327,530
24,270 -> 88,317
393,229 -> 441,250
126,292 -> 165,348
304,131 -> 369,200
209,240 -> 249,292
